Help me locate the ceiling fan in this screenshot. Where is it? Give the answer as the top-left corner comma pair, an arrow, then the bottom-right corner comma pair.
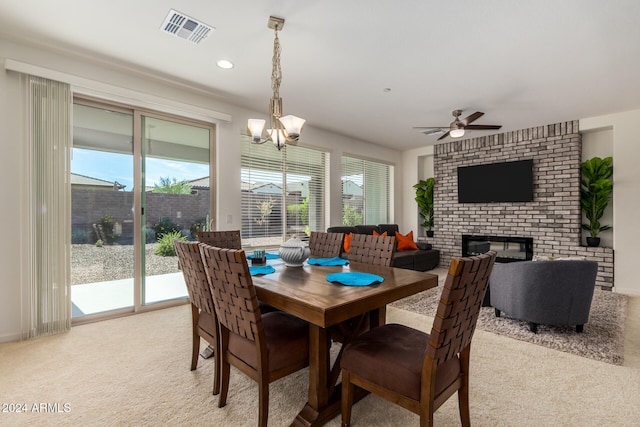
413,110 -> 502,141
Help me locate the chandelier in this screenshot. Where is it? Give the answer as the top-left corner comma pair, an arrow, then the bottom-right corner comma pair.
247,16 -> 305,150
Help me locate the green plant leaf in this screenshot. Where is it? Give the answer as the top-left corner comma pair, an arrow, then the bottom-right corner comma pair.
580,157 -> 613,238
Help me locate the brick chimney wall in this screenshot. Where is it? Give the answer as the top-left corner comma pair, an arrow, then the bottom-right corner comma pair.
432,120 -> 613,289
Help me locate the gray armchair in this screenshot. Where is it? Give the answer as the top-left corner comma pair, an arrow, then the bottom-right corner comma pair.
489,260 -> 598,333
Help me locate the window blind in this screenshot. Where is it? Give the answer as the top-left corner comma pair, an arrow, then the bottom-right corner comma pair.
341,156 -> 393,226
21,75 -> 72,338
241,140 -> 328,247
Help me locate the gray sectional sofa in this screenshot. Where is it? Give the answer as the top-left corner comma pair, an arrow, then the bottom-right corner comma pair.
326,224 -> 440,271
489,260 -> 598,333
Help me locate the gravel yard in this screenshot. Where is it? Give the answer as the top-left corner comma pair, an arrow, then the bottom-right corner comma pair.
71,244 -> 180,285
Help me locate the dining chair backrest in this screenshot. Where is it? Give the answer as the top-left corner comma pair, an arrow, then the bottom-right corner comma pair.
174,239 -> 221,395
309,231 -> 345,258
426,250 -> 497,365
197,230 -> 242,250
174,239 -> 216,316
198,243 -> 310,427
199,244 -> 263,343
347,234 -> 396,267
340,250 -> 497,427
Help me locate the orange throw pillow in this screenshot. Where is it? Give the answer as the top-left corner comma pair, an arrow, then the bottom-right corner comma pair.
373,230 -> 388,236
395,231 -> 418,251
344,232 -> 353,253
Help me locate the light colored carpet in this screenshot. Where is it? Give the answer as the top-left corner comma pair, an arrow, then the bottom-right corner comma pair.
392,267 -> 628,365
1,303 -> 639,426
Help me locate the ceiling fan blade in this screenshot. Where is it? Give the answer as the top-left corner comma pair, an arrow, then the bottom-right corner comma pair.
412,126 -> 447,129
421,129 -> 444,136
464,124 -> 502,130
437,131 -> 451,141
461,111 -> 484,126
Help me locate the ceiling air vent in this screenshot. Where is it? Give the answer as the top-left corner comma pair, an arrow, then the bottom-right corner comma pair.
161,9 -> 214,44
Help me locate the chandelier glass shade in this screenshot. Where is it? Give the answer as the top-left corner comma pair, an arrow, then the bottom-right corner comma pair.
248,16 -> 305,150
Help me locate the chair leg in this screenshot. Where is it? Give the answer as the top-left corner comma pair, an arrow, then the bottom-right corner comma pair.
190,305 -> 200,371
258,378 -> 269,427
218,357 -> 230,408
528,322 -> 538,334
211,342 -> 220,396
457,346 -> 471,427
341,370 -> 354,427
494,308 -> 501,317
576,324 -> 584,333
419,408 -> 434,427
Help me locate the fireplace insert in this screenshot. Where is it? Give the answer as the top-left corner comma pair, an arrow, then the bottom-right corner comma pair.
462,234 -> 533,263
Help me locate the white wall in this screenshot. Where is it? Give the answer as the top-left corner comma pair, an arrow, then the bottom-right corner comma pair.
581,110 -> 640,295
401,145 -> 434,236
0,38 -> 403,342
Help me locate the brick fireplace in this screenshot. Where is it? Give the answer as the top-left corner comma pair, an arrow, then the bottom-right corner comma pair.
432,120 -> 614,289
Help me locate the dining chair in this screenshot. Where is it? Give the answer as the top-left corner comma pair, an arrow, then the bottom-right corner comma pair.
347,233 -> 396,267
196,230 -> 242,249
341,251 -> 497,427
309,231 -> 345,258
198,244 -> 310,427
174,239 -> 220,395
197,229 -> 277,318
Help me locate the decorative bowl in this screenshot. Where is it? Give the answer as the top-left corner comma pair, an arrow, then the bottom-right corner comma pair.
279,235 -> 310,267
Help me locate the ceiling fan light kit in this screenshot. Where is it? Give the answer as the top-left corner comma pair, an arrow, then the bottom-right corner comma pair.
414,109 -> 502,141
248,16 -> 305,150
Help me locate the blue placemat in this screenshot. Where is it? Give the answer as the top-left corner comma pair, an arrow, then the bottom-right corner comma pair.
249,265 -> 276,276
246,252 -> 280,260
308,257 -> 349,266
326,272 -> 384,286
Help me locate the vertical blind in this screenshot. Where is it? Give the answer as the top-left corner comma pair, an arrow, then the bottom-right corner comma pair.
21,75 -> 72,338
241,140 -> 329,247
341,155 -> 393,226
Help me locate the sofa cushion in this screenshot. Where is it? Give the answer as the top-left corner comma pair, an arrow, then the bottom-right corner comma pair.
392,251 -> 416,269
378,224 -> 399,235
416,242 -> 433,251
327,226 -> 357,235
395,231 -> 419,251
343,232 -> 353,253
355,225 -> 379,235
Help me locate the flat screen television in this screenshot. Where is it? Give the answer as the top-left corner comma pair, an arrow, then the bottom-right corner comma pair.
457,159 -> 534,203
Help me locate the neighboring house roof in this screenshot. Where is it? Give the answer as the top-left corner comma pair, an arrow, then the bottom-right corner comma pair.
71,173 -> 124,189
342,179 -> 363,196
189,176 -> 210,189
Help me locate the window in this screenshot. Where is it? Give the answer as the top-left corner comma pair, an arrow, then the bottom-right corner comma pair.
241,140 -> 329,247
341,155 -> 393,226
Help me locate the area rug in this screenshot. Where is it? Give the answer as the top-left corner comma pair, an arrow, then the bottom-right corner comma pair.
391,268 -> 628,365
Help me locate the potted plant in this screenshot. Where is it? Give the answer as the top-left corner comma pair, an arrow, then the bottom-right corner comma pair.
413,177 -> 435,237
580,156 -> 613,247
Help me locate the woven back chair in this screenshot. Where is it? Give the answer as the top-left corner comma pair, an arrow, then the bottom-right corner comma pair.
198,244 -> 309,427
347,233 -> 396,267
341,251 -> 497,427
196,229 -> 275,315
196,230 -> 242,249
309,231 -> 345,258
173,240 -> 220,395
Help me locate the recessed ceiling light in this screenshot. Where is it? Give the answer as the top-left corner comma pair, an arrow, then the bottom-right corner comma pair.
216,59 -> 234,69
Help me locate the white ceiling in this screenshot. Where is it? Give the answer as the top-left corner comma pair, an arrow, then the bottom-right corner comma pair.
1,0 -> 639,150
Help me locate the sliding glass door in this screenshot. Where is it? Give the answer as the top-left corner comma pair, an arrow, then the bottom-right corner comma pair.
141,114 -> 212,305
71,102 -> 135,317
71,99 -> 214,319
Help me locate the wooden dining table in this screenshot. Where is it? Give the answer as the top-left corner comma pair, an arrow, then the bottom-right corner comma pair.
251,257 -> 438,426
